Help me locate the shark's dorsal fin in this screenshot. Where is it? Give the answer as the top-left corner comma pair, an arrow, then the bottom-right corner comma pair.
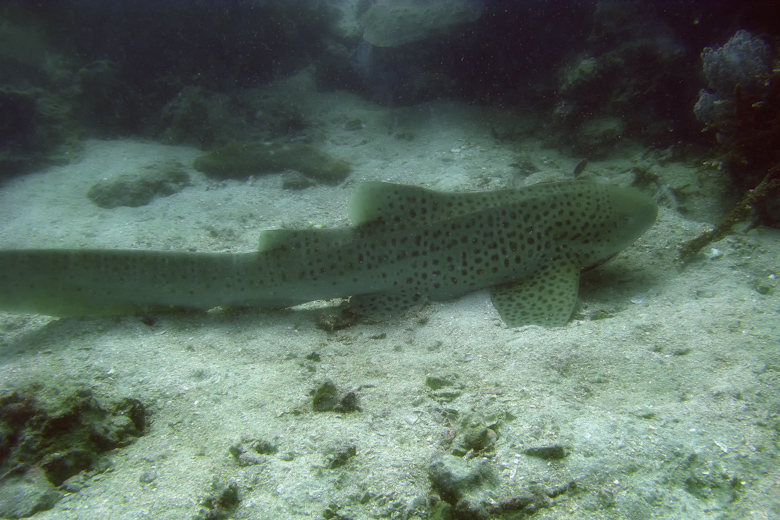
348,181 -> 531,229
348,182 -> 460,228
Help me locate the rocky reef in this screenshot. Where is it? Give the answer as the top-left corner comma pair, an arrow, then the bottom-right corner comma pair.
360,0 -> 483,47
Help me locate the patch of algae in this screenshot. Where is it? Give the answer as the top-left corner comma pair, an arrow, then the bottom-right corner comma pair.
87,160 -> 190,208
193,142 -> 350,183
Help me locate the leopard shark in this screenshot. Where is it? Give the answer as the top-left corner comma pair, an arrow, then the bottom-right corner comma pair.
0,180 -> 657,327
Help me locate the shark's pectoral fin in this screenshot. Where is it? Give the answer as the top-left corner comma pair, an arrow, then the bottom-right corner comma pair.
348,289 -> 426,321
490,261 -> 581,327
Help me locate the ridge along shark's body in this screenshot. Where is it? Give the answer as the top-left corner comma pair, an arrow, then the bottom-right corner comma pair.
0,180 -> 657,327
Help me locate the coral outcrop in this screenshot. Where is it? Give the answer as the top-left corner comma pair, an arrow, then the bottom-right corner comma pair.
694,30 -> 772,131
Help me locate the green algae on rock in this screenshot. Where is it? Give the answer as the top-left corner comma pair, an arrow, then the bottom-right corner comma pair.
193,142 -> 350,183
87,160 -> 190,208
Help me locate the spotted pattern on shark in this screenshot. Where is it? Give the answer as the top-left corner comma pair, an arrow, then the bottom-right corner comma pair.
0,180 -> 657,327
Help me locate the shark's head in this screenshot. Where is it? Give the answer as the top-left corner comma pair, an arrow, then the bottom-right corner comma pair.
596,184 -> 658,254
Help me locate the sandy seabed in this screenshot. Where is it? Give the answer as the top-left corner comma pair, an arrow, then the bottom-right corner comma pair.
1,81 -> 779,519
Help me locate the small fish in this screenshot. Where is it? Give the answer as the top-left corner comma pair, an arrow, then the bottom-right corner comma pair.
0,181 -> 657,327
573,159 -> 588,177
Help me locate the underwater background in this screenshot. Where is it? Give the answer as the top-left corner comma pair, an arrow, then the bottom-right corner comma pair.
1,1 -> 780,518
